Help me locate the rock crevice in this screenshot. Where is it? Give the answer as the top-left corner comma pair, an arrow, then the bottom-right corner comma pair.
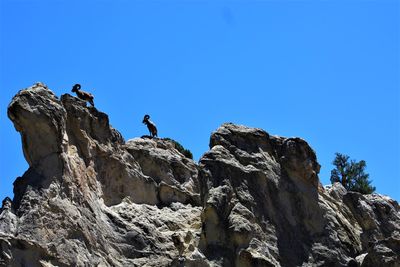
0,83 -> 399,267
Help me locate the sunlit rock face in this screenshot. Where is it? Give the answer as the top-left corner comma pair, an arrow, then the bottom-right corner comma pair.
1,83 -> 399,267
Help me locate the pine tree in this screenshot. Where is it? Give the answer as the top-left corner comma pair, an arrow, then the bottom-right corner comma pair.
330,153 -> 375,194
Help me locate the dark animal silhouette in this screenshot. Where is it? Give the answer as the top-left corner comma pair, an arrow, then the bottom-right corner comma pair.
142,114 -> 157,137
71,84 -> 95,107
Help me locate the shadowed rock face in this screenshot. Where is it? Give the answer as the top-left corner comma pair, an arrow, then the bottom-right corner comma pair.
0,83 -> 399,267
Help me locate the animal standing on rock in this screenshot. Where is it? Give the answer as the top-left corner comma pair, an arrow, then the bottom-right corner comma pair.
71,84 -> 95,107
142,114 -> 158,138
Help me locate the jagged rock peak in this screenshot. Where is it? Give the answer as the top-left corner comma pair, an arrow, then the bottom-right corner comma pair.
0,83 -> 399,267
208,122 -> 321,188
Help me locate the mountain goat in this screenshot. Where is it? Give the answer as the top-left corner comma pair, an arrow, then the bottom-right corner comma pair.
71,84 -> 95,107
142,114 -> 157,137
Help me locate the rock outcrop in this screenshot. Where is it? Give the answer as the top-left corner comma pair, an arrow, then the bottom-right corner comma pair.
0,83 -> 399,267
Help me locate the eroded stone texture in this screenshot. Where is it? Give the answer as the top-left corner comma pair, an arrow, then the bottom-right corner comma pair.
124,137 -> 201,206
0,198 -> 17,235
4,84 -> 203,266
1,83 -> 399,266
198,123 -> 400,267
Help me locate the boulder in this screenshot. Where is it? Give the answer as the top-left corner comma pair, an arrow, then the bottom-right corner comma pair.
2,84 -> 399,266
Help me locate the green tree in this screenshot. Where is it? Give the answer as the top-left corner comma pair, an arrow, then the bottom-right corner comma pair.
330,153 -> 375,194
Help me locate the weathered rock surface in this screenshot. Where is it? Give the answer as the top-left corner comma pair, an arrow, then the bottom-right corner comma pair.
1,83 -> 399,267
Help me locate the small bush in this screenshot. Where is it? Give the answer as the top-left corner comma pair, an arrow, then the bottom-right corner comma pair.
164,138 -> 193,159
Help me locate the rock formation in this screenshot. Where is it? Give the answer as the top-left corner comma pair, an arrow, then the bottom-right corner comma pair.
0,83 -> 399,267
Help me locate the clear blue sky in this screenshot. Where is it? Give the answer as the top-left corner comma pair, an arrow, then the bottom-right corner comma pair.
0,0 -> 399,202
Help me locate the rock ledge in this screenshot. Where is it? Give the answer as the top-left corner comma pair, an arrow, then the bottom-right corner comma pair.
1,84 -> 399,267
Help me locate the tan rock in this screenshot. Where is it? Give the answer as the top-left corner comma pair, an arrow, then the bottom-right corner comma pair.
2,84 -> 399,266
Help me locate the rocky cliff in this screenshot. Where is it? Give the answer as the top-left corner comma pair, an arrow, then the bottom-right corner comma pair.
0,83 -> 399,267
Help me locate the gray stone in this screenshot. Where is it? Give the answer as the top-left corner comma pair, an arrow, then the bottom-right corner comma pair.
2,84 -> 399,266
0,198 -> 18,235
